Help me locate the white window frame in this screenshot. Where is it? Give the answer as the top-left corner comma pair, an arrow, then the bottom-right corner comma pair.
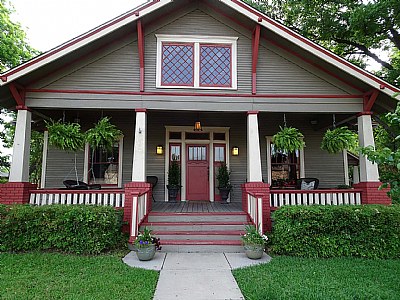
156,34 -> 238,90
266,136 -> 305,185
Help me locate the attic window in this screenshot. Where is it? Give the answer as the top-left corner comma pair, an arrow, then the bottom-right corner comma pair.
156,34 -> 237,89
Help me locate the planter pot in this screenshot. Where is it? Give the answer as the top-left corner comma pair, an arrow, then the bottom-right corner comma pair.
136,244 -> 156,261
167,185 -> 180,202
218,187 -> 231,204
244,244 -> 264,259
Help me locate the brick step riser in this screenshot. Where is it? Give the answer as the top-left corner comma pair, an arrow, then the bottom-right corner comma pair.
147,215 -> 249,223
141,224 -> 247,231
157,234 -> 243,241
160,244 -> 244,253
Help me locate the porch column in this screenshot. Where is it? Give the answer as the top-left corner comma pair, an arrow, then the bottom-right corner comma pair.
354,113 -> 390,205
9,109 -> 32,182
357,113 -> 379,182
131,109 -> 147,182
353,166 -> 360,184
247,111 -> 262,182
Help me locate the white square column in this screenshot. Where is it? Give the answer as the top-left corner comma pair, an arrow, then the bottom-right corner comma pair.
358,113 -> 379,182
247,111 -> 263,182
9,109 -> 32,182
131,109 -> 147,182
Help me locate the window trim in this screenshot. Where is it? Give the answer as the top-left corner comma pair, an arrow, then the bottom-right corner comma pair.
266,136 -> 305,186
156,34 -> 238,90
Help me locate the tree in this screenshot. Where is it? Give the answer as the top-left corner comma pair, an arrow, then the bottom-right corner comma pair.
244,0 -> 400,86
0,0 -> 38,71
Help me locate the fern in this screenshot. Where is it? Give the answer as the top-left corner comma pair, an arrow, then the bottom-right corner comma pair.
272,126 -> 305,152
321,126 -> 358,154
46,120 -> 84,152
85,117 -> 122,150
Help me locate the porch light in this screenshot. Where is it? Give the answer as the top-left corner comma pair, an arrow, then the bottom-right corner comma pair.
194,121 -> 203,131
156,145 -> 163,155
232,146 -> 239,156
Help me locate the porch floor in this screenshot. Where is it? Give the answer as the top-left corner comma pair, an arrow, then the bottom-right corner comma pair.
152,201 -> 243,213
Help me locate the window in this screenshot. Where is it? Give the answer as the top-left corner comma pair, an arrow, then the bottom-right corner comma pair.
266,137 -> 304,188
88,142 -> 120,186
156,35 -> 237,89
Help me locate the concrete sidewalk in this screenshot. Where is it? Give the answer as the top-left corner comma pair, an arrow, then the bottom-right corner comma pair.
123,252 -> 271,300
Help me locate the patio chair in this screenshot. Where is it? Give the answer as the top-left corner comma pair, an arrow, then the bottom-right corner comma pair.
63,180 -> 101,190
296,178 -> 319,190
146,176 -> 158,202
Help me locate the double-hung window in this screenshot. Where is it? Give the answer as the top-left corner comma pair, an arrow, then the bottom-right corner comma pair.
156,35 -> 238,89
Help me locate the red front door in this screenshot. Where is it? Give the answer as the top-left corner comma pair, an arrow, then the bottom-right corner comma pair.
186,145 -> 209,201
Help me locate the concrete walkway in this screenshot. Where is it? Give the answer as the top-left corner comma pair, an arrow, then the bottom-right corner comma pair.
123,252 -> 271,300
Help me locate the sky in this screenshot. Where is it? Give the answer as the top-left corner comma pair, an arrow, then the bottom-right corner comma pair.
11,0 -> 147,52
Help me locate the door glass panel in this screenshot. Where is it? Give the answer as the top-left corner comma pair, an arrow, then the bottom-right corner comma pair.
188,146 -> 207,161
214,146 -> 225,162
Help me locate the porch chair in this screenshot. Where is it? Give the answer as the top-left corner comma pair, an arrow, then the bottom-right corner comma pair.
146,176 -> 158,202
63,180 -> 101,190
296,178 -> 319,190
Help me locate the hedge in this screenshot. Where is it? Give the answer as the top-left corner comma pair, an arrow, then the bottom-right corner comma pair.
271,205 -> 400,259
0,204 -> 124,254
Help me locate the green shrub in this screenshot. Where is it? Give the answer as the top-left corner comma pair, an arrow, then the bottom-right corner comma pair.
0,205 -> 124,254
271,205 -> 400,259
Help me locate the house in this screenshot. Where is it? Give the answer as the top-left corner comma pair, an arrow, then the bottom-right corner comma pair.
0,0 -> 398,249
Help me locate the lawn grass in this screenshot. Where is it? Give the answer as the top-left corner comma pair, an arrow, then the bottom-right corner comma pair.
233,256 -> 400,300
0,252 -> 159,300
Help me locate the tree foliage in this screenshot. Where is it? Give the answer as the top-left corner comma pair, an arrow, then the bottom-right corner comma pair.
0,0 -> 38,72
245,0 -> 400,86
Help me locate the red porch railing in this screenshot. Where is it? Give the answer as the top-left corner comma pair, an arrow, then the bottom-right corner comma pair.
270,189 -> 362,209
29,189 -> 125,207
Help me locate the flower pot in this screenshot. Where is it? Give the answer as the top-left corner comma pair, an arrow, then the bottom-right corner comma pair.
244,244 -> 264,259
167,185 -> 180,202
136,244 -> 156,261
218,187 -> 231,204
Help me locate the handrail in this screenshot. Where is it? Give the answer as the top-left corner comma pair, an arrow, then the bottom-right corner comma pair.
130,186 -> 152,241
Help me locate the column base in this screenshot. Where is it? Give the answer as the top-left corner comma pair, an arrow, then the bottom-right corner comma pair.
353,182 -> 391,205
242,182 -> 271,232
0,182 -> 37,205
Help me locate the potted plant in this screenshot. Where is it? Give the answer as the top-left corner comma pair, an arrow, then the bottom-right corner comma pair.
241,225 -> 268,259
217,163 -> 232,204
46,120 -> 85,152
272,126 -> 305,152
134,227 -> 162,261
321,126 -> 358,154
167,159 -> 180,202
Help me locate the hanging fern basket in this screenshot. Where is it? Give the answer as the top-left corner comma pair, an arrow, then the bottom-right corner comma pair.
46,120 -> 85,152
272,126 -> 305,152
321,126 -> 358,154
85,117 -> 122,150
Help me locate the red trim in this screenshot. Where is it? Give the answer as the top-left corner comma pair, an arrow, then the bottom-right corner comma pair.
252,24 -> 261,95
26,88 -> 364,99
363,89 -> 379,112
357,111 -> 373,116
9,83 -> 25,106
137,20 -> 145,92
230,0 -> 399,93
149,212 -> 246,216
270,189 -> 363,194
247,110 -> 259,115
161,240 -> 242,245
30,189 -> 124,194
141,221 -> 249,226
15,105 -> 30,111
135,108 -> 147,112
1,76 -> 8,82
2,0 -> 159,79
153,230 -> 245,235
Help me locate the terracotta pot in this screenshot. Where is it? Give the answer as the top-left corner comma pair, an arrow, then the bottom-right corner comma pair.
244,244 -> 264,259
136,244 -> 156,261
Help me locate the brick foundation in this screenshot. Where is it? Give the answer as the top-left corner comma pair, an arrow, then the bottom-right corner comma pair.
0,182 -> 37,205
353,182 -> 391,205
242,182 -> 271,233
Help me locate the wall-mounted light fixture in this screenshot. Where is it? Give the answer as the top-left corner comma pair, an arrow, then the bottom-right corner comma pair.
232,146 -> 239,156
156,145 -> 163,155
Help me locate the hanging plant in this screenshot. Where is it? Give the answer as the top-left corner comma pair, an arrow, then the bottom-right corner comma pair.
85,117 -> 122,150
46,120 -> 85,152
321,126 -> 358,154
272,126 -> 305,152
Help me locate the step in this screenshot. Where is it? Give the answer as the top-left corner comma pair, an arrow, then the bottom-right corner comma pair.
140,222 -> 249,232
147,212 -> 249,223
155,230 -> 244,241
160,240 -> 244,253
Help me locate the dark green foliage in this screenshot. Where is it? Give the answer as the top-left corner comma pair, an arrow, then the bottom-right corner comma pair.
271,205 -> 400,258
272,126 -> 305,152
233,256 -> 400,300
216,163 -> 231,188
46,120 -> 85,152
321,126 -> 358,154
0,205 -> 124,254
85,117 -> 122,151
168,159 -> 180,187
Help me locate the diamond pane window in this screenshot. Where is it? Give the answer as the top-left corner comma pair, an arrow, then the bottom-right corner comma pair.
200,45 -> 231,87
162,43 -> 194,86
